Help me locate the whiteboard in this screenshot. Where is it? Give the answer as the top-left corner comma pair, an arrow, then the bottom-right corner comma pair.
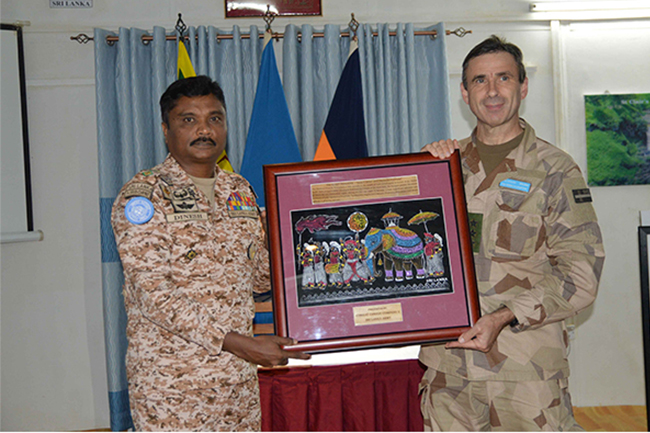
1,24 -> 33,235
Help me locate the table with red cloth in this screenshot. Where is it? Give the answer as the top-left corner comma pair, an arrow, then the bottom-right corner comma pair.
258,358 -> 426,431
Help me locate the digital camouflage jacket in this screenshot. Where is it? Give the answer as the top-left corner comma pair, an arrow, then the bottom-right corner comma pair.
112,154 -> 270,396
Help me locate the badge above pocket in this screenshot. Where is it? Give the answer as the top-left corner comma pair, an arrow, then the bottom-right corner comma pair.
226,192 -> 259,219
495,171 -> 547,215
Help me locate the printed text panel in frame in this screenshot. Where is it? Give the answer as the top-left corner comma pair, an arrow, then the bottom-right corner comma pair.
353,303 -> 404,326
310,175 -> 420,205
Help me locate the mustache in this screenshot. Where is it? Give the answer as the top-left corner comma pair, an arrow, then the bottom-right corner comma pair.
190,137 -> 217,146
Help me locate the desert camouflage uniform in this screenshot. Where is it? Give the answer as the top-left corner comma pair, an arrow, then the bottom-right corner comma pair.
419,120 -> 605,431
112,154 -> 270,431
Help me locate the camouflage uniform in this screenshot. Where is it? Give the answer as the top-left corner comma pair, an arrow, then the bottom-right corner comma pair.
112,154 -> 270,431
419,120 -> 605,431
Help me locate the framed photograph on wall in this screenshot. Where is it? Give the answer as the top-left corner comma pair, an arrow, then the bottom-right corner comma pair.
263,152 -> 480,353
585,93 -> 650,187
225,0 -> 322,18
639,226 -> 650,432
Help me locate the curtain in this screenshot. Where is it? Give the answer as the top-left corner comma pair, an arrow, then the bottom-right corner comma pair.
95,25 -> 265,431
95,23 -> 450,431
283,22 -> 451,160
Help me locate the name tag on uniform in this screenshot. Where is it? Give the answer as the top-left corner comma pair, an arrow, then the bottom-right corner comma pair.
499,178 -> 531,193
165,212 -> 208,223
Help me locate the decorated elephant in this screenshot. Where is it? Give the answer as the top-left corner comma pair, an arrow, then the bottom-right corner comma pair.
364,226 -> 425,282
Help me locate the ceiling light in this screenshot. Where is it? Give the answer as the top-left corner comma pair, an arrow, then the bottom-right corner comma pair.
531,1 -> 650,12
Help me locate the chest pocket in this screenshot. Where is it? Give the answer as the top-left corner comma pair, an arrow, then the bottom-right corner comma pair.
484,182 -> 548,261
228,216 -> 260,258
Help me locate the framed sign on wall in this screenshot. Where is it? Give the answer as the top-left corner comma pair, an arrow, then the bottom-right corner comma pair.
225,0 -> 322,18
639,226 -> 650,432
1,24 -> 35,242
584,93 -> 650,187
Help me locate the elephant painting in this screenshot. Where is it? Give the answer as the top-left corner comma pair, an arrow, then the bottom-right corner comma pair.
364,226 -> 426,282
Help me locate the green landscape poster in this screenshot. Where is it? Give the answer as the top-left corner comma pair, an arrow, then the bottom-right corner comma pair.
585,93 -> 650,186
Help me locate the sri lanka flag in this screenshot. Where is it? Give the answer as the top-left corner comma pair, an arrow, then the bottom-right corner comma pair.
177,39 -> 235,173
313,39 -> 368,161
239,32 -> 303,207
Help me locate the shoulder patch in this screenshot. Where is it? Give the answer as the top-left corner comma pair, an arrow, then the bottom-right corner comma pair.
125,197 -> 155,224
123,182 -> 154,199
562,177 -> 597,226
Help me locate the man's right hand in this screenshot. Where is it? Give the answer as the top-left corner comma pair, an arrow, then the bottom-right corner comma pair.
421,139 -> 460,159
223,332 -> 311,367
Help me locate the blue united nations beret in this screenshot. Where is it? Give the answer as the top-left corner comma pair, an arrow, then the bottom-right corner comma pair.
125,196 -> 154,224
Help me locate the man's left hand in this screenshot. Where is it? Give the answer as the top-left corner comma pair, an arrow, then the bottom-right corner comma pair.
445,307 -> 515,353
223,332 -> 311,367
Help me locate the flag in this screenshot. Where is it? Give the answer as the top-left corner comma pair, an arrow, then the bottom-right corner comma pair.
177,39 -> 196,79
239,33 -> 302,207
313,40 -> 368,161
177,39 -> 234,173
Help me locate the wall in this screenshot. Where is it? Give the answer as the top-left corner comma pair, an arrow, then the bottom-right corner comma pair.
0,0 -> 648,429
560,20 -> 650,406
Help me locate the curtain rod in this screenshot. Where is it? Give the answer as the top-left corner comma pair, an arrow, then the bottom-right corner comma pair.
70,27 -> 471,45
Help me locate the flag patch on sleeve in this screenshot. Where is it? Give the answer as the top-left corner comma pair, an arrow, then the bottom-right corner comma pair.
572,188 -> 593,203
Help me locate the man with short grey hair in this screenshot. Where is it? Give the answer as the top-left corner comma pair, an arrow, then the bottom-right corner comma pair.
420,36 -> 604,431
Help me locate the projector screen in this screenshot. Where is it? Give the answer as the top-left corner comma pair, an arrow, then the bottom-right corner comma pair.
1,24 -> 34,235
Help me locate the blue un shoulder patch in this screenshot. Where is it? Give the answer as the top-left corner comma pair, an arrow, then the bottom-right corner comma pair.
125,196 -> 154,224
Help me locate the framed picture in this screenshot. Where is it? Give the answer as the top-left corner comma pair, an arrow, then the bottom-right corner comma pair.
584,93 -> 650,187
263,152 -> 480,353
639,226 -> 650,432
225,0 -> 322,18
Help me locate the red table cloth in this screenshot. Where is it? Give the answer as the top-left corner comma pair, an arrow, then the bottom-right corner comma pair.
259,359 -> 426,431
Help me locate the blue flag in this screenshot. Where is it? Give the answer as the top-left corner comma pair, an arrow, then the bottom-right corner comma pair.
314,41 -> 368,161
240,37 -> 302,208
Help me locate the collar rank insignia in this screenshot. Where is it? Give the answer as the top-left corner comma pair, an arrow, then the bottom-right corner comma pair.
227,192 -> 259,219
186,249 -> 197,261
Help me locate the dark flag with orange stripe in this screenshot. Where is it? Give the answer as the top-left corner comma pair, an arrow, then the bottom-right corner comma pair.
313,41 -> 368,161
